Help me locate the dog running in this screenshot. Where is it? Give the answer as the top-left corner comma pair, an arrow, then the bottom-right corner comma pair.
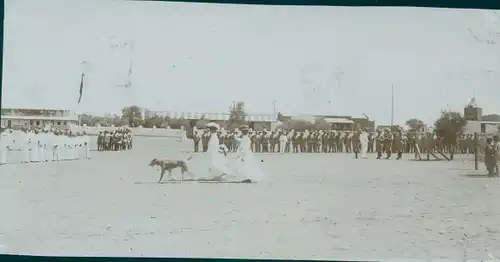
148,156 -> 194,183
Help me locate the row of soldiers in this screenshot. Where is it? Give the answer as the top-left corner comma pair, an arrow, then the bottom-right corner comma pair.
191,128 -> 479,156
0,127 -> 91,165
96,128 -> 133,151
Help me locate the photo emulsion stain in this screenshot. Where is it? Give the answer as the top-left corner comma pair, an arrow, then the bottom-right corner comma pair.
1,0 -> 500,261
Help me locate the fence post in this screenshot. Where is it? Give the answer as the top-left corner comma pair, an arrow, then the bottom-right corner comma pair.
474,132 -> 478,171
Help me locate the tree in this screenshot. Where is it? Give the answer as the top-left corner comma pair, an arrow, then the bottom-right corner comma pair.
314,118 -> 330,130
80,113 -> 97,126
434,110 -> 467,139
391,125 -> 403,133
433,110 -> 467,160
405,118 -> 425,132
227,101 -> 247,129
143,115 -> 166,128
121,105 -> 143,127
195,119 -> 209,129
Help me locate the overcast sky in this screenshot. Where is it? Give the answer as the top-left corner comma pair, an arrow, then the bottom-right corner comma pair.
3,0 -> 500,125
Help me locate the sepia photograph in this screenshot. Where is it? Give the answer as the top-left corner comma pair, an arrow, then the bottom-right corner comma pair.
1,0 -> 500,261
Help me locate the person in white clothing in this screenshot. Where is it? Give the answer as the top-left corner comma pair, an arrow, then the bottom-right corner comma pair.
64,132 -> 71,161
21,128 -> 32,163
39,129 -> 48,162
45,129 -> 54,162
0,128 -> 12,165
83,132 -> 91,159
31,130 -> 41,163
76,133 -> 84,159
52,131 -> 61,162
234,125 -> 264,182
74,133 -> 80,159
180,126 -> 187,141
359,128 -> 369,159
70,133 -> 77,160
202,122 -> 232,180
279,131 -> 288,153
59,132 -> 66,161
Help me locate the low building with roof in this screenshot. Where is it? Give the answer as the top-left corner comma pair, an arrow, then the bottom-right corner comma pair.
284,113 -> 375,131
462,102 -> 500,134
1,108 -> 79,129
144,110 -> 278,130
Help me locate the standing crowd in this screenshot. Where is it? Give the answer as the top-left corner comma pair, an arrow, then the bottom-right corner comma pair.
483,135 -> 500,177
0,127 -> 91,165
96,128 -> 133,151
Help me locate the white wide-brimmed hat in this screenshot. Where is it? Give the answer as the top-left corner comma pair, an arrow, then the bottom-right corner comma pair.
205,122 -> 220,129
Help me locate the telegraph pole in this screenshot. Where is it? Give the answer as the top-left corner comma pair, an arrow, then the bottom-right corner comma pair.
391,84 -> 395,127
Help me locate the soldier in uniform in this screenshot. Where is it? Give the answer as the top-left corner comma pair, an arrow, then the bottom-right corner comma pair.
292,132 -> 300,153
343,132 -> 351,153
325,131 -> 333,153
368,132 -> 375,153
202,130 -> 210,152
351,130 -> 360,159
484,137 -> 498,177
262,130 -> 270,152
375,130 -> 384,159
193,130 -> 201,152
286,131 -> 293,153
336,132 -> 343,153
299,132 -> 307,153
384,129 -> 393,159
424,132 -> 434,160
393,129 -> 403,160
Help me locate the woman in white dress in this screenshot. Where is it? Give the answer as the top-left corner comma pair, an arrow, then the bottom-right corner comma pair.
359,128 -> 369,159
234,125 -> 265,182
203,122 -> 232,180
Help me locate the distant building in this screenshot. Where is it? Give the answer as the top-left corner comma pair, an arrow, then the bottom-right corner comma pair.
351,117 -> 376,132
482,114 -> 500,122
282,113 -> 376,131
144,110 -> 277,130
1,108 -> 79,129
320,116 -> 355,130
462,105 -> 500,134
464,105 -> 482,121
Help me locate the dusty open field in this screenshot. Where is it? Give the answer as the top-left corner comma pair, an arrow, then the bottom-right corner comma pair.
1,136 -> 499,261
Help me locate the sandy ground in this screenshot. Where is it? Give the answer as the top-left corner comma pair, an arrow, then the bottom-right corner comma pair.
1,136 -> 499,261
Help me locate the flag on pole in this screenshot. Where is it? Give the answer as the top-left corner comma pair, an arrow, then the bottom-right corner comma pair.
77,72 -> 85,104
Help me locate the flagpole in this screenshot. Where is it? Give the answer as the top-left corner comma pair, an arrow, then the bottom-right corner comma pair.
391,84 -> 395,127
76,60 -> 87,127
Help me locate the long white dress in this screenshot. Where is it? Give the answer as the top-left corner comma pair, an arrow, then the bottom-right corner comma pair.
234,135 -> 265,182
203,133 -> 232,179
83,134 -> 91,159
359,131 -> 369,158
53,134 -> 61,162
0,132 -> 11,165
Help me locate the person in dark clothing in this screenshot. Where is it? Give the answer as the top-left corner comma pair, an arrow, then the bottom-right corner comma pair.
484,137 -> 498,177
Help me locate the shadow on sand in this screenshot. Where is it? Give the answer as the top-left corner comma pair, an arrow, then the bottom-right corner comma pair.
408,159 -> 446,162
461,173 -> 497,178
134,181 -> 182,185
134,179 -> 253,184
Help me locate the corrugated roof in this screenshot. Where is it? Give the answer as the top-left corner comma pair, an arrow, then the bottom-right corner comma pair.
323,118 -> 354,124
145,111 -> 277,122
